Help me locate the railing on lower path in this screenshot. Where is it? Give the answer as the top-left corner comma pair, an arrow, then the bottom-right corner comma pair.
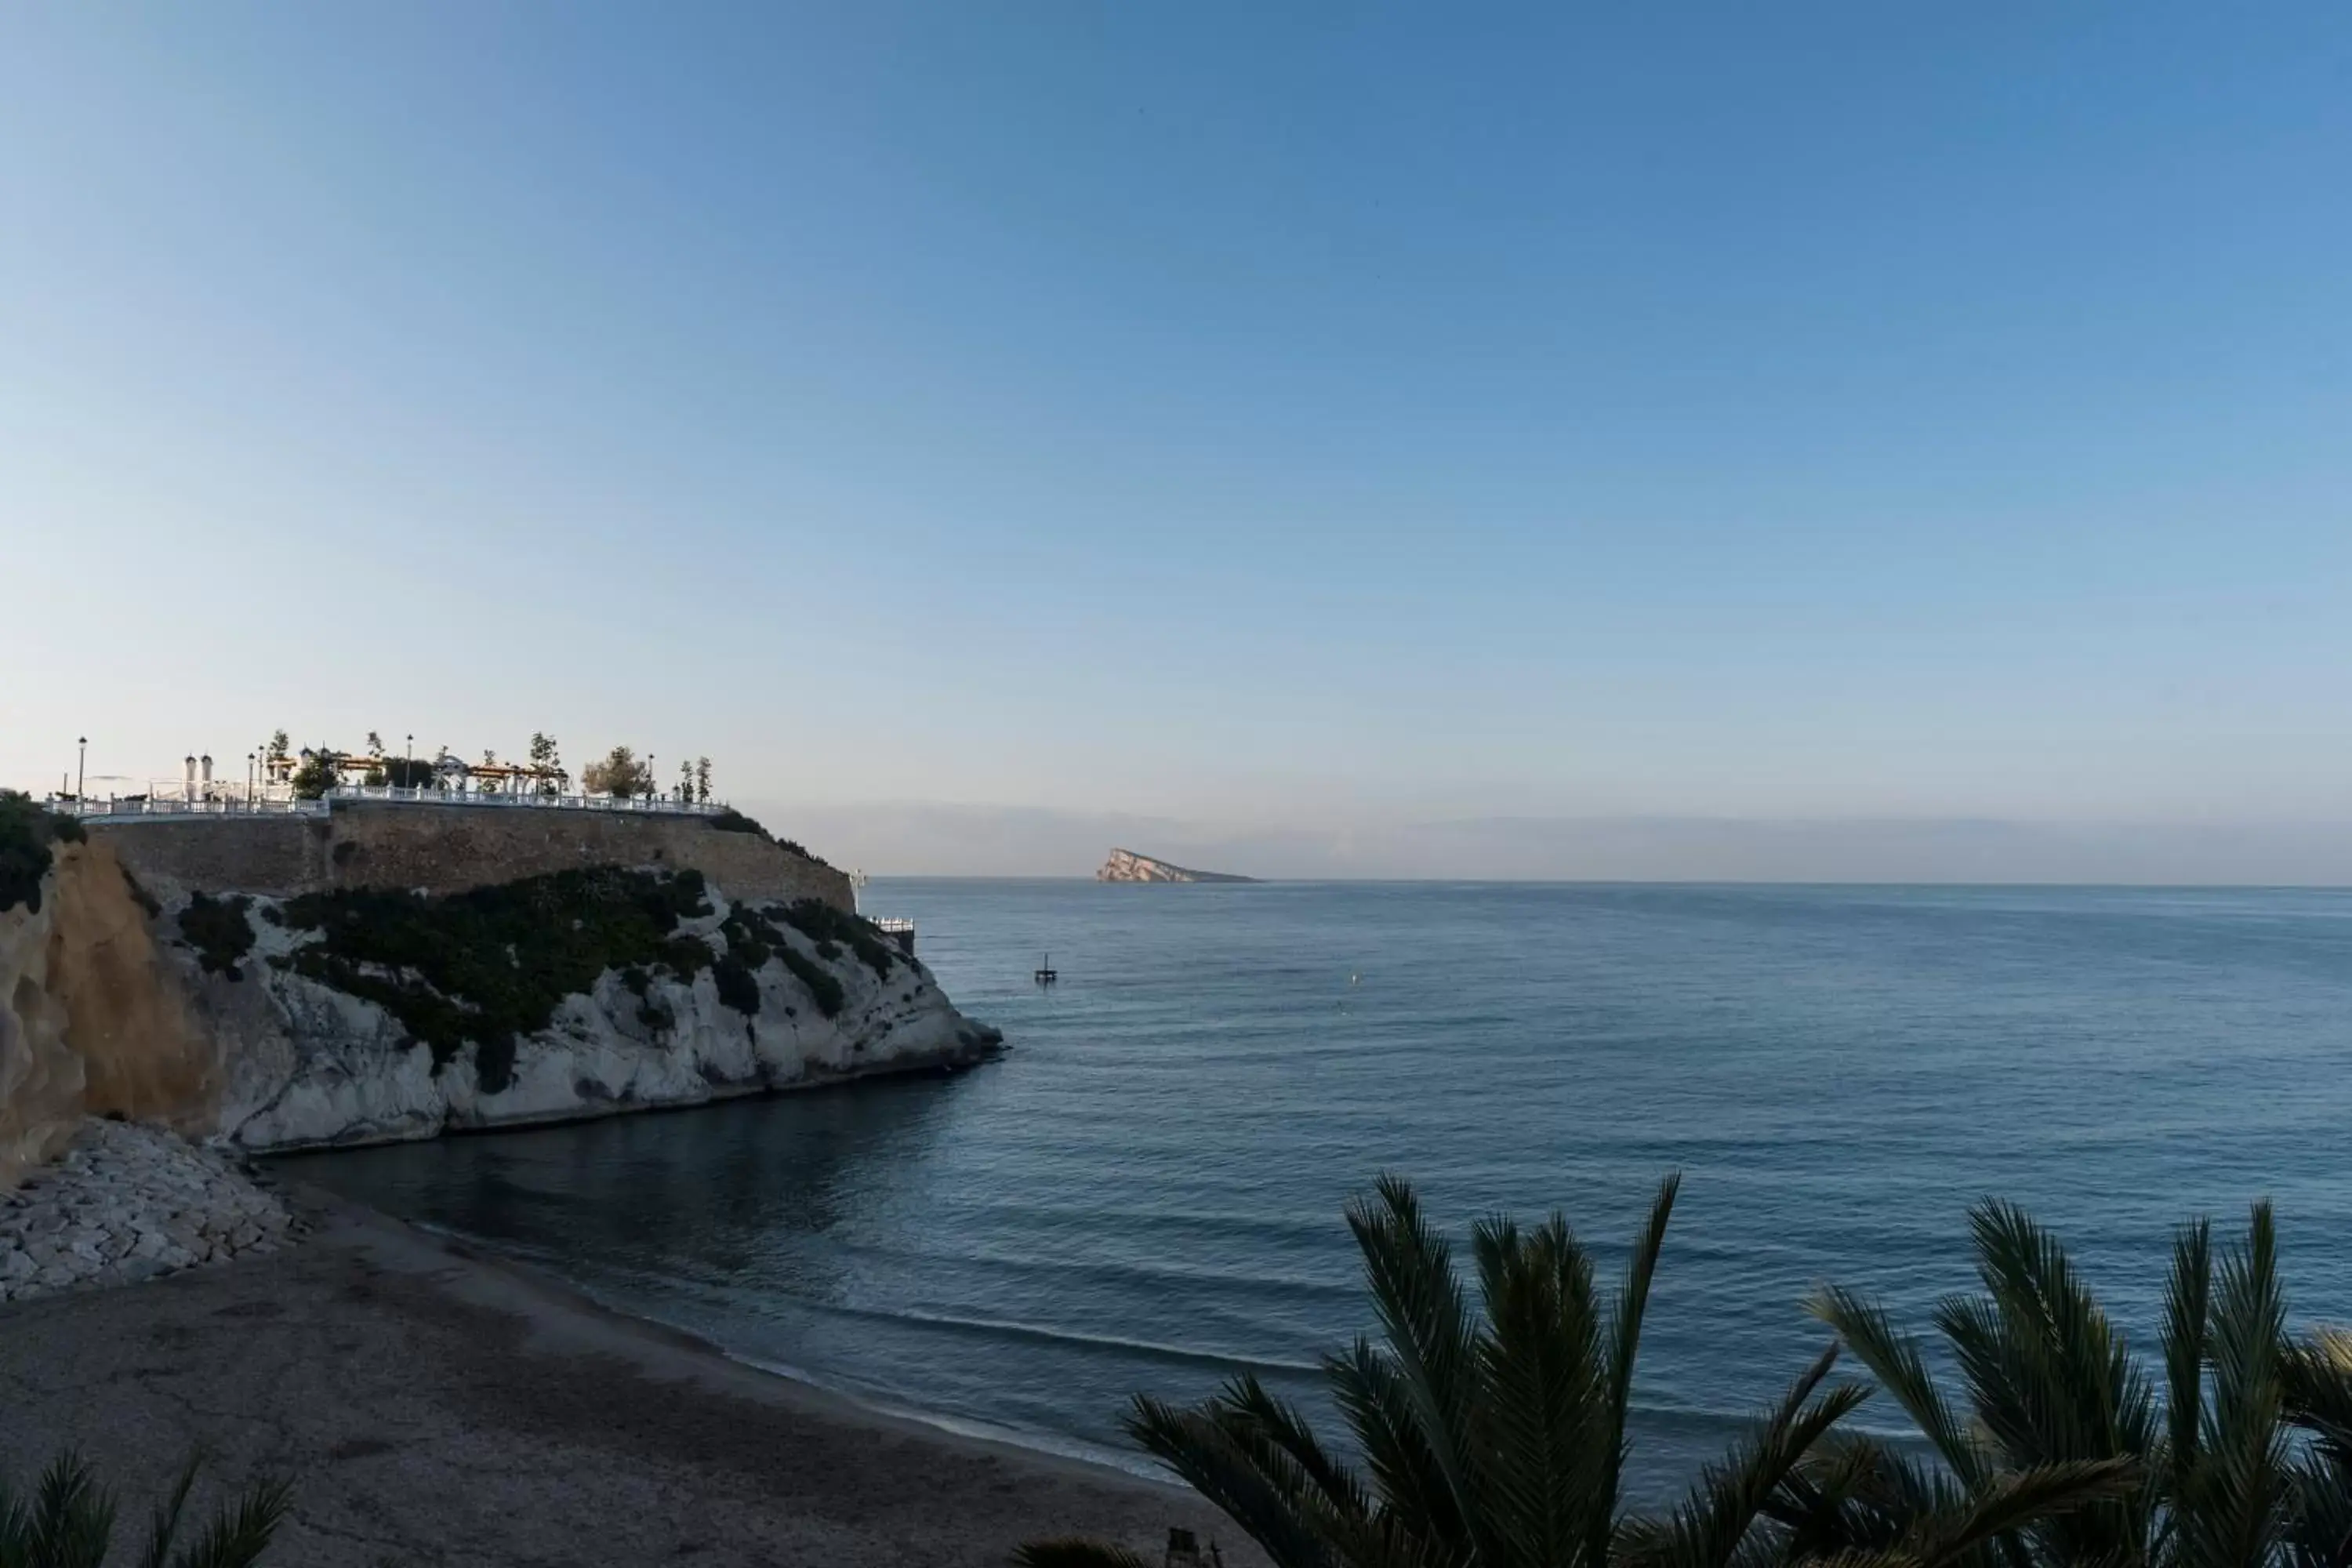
869,916 -> 917,957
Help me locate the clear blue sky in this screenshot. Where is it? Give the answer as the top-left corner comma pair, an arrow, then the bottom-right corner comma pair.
5,5 -> 2347,874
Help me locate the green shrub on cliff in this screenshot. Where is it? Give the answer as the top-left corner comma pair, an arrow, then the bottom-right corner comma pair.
774,943 -> 845,1018
708,808 -> 825,865
179,893 -> 256,978
775,898 -> 895,980
720,902 -> 844,1018
278,867 -> 714,1094
711,953 -> 762,1015
0,789 -> 85,916
0,1449 -> 289,1568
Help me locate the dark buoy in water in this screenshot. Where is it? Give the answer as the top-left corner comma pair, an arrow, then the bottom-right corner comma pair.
1034,952 -> 1058,986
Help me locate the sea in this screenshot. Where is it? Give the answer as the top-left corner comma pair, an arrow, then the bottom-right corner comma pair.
299,879 -> 2352,1498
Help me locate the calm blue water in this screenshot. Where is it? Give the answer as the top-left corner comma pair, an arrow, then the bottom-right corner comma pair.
299,880 -> 2352,1494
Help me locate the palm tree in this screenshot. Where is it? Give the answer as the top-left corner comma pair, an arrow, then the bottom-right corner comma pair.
1022,1176 -> 2127,1568
0,1450 -> 289,1567
1806,1200 -> 2339,1568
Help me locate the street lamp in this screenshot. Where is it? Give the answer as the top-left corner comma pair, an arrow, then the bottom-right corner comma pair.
405,734 -> 413,795
247,753 -> 256,809
76,737 -> 85,803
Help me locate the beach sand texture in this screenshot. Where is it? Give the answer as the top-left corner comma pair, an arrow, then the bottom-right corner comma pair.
0,1185 -> 1252,1567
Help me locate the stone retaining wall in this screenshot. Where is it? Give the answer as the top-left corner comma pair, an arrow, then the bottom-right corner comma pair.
91,801 -> 853,910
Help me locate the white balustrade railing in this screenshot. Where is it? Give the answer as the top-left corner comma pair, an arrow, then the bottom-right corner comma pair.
44,787 -> 729,824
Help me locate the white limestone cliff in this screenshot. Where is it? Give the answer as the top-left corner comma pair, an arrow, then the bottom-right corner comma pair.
183,884 -> 1000,1152
2,842 -> 1000,1167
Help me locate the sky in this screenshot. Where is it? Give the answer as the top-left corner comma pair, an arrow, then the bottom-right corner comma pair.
3,4 -> 2347,879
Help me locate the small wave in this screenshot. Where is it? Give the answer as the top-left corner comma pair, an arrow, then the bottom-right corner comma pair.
797,1296 -> 1325,1377
717,1350 -> 1171,1481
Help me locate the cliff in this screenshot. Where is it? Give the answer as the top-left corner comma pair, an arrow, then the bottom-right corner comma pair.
1095,848 -> 1257,884
0,868 -> 82,1189
90,798 -> 857,909
197,869 -> 999,1151
0,809 -> 1000,1179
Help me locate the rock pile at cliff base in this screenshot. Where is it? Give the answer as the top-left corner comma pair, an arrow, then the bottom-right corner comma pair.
0,1118 -> 294,1302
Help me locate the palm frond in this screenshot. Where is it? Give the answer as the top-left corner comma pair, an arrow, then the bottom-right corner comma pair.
1590,1172 -> 1679,1568
1220,1376 -> 1378,1534
1127,1394 -> 1338,1568
2183,1201 -> 2292,1568
1810,1287 -> 1986,1486
1472,1210 -> 1607,1567
28,1452 -> 114,1568
140,1455 -> 201,1568
2161,1217 -> 2215,1499
0,1462 -> 29,1565
164,1479 -> 289,1568
1958,1201 -> 2154,1472
1768,1434 -> 1976,1560
2283,1450 -> 2352,1568
1891,1457 -> 2142,1568
1620,1344 -> 1868,1568
1345,1175 -> 1486,1556
1326,1334 -> 1466,1552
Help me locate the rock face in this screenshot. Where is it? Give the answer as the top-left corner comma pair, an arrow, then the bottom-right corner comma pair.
0,869 -> 84,1189
198,879 -> 1000,1152
0,1117 -> 292,1302
43,842 -> 219,1131
2,834 -> 1003,1172
1095,848 -> 1257,884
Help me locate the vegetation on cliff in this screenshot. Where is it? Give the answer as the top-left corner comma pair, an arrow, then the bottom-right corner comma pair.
718,901 -> 844,1018
277,868 -> 717,1094
709,807 -> 825,866
0,789 -> 86,916
267,872 -> 885,1091
775,897 -> 897,981
180,893 -> 257,978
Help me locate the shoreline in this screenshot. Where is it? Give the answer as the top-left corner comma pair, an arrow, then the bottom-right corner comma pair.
252,1036 -> 1004,1155
387,1205 -> 1164,1487
0,1176 -> 1250,1566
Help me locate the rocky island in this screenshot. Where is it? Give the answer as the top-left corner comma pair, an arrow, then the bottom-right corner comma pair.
1096,847 -> 1258,883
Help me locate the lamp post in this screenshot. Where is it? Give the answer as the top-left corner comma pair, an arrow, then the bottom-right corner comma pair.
247,753 -> 256,810
405,734 -> 413,795
648,754 -> 655,807
76,737 -> 85,804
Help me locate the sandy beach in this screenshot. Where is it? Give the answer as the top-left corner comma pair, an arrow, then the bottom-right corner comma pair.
0,1180 -> 1247,1567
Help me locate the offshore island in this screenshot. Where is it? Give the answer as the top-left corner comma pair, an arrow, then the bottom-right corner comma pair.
1096,847 -> 1258,883
0,748 -> 1232,1565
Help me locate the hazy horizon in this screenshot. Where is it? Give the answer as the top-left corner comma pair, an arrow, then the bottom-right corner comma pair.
756,801 -> 2352,887
8,5 -> 2347,880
